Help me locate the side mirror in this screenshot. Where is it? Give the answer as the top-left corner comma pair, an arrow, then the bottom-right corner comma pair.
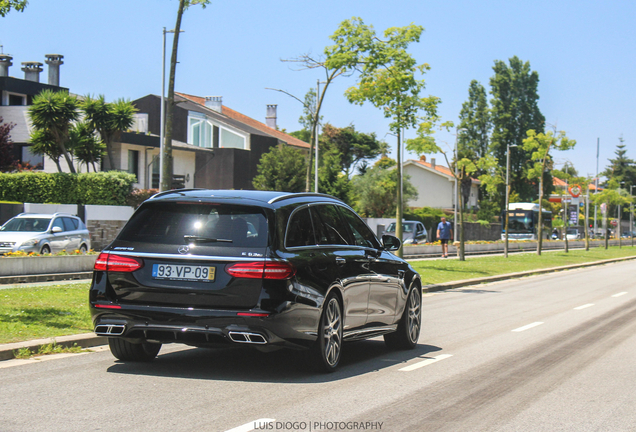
51,226 -> 63,234
381,234 -> 401,251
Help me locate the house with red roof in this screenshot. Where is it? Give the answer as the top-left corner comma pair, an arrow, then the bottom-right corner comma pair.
124,92 -> 309,190
403,156 -> 479,209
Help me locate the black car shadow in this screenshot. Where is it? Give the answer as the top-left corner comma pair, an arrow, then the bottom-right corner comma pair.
106,339 -> 442,383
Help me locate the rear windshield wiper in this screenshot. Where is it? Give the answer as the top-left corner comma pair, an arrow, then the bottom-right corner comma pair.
183,235 -> 233,243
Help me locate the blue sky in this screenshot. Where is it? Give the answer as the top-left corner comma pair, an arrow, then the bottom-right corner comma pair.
1,0 -> 634,181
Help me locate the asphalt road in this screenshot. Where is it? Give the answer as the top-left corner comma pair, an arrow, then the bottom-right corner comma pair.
1,261 -> 635,432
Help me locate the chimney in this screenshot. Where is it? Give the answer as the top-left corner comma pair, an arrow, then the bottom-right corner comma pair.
21,61 -> 43,82
0,54 -> 13,77
44,54 -> 63,86
204,96 -> 222,113
431,158 -> 436,168
419,155 -> 426,162
266,104 -> 277,129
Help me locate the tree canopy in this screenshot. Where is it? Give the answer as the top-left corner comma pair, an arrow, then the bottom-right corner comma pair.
253,145 -> 307,193
490,56 -> 545,204
0,0 -> 27,17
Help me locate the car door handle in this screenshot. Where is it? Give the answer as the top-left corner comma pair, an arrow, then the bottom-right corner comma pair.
335,257 -> 346,266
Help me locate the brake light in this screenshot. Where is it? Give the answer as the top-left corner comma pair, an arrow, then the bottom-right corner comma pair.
226,261 -> 295,280
94,252 -> 144,272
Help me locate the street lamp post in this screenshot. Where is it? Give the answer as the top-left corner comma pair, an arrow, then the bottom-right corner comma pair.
314,80 -> 326,193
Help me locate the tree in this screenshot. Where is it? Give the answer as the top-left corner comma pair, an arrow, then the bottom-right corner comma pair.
82,95 -> 136,171
340,18 -> 440,257
320,123 -> 387,178
601,136 -> 636,190
490,56 -> 545,205
457,80 -> 492,203
352,157 -> 418,218
0,117 -> 16,171
407,123 -> 500,260
28,90 -> 79,173
591,179 -> 632,249
253,145 -> 307,192
0,0 -> 27,16
70,121 -> 106,172
282,19 -> 364,193
523,128 -> 576,255
29,129 -> 65,172
162,0 -> 210,191
318,148 -> 351,201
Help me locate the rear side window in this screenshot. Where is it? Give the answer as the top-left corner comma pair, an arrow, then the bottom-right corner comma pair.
310,205 -> 350,246
286,207 -> 316,248
118,202 -> 268,248
63,217 -> 79,231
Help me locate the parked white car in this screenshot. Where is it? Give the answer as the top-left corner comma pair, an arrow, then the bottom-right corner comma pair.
0,213 -> 91,254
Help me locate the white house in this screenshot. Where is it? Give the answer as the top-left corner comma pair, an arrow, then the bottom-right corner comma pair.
403,156 -> 479,209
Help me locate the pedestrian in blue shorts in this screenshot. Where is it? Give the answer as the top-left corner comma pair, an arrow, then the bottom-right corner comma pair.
437,217 -> 453,258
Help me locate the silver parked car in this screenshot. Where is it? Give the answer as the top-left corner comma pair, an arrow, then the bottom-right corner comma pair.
384,220 -> 428,244
0,213 -> 91,254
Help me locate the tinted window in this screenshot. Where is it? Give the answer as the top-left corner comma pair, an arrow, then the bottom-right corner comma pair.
63,217 -> 79,231
338,207 -> 380,248
1,217 -> 51,232
52,218 -> 65,232
310,205 -> 350,246
286,207 -> 316,248
118,202 -> 268,248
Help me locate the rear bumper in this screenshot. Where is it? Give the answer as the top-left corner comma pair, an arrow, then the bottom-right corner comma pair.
90,301 -> 320,350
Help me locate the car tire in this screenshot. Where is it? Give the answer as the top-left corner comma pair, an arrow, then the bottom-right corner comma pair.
309,293 -> 343,372
79,244 -> 88,254
40,245 -> 51,254
384,285 -> 421,350
108,338 -> 161,362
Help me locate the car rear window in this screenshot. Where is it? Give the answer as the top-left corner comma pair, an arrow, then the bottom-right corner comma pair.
118,202 -> 268,248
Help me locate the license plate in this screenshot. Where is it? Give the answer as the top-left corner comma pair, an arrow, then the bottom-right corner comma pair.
152,264 -> 216,282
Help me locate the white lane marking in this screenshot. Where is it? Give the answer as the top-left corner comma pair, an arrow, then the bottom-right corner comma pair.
225,419 -> 276,432
612,292 -> 628,298
399,354 -> 453,372
512,322 -> 544,332
574,303 -> 595,310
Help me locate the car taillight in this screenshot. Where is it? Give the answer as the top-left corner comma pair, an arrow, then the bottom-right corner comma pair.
226,261 -> 295,280
94,252 -> 144,272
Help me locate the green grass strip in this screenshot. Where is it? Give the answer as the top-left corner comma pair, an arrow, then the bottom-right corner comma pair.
0,283 -> 92,344
410,246 -> 636,286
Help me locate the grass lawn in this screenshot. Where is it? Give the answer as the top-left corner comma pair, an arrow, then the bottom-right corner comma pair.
0,283 -> 92,344
410,246 -> 636,286
1,246 -> 636,344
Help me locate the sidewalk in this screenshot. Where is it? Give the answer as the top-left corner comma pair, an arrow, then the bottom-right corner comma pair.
1,254 -> 635,361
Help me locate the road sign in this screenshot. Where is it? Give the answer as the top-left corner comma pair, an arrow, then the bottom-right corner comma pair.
611,219 -> 618,227
569,184 -> 582,198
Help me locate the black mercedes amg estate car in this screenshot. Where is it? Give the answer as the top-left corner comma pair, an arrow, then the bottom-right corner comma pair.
89,190 -> 422,371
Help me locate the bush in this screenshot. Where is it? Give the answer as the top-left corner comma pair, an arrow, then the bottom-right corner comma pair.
125,188 -> 158,208
0,171 -> 136,205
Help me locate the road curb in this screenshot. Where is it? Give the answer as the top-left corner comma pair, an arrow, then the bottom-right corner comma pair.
423,255 -> 636,293
0,333 -> 107,361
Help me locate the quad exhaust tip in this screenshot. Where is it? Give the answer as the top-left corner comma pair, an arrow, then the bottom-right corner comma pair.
228,331 -> 267,344
95,324 -> 126,336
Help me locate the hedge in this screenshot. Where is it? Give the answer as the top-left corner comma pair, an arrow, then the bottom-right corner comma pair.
0,171 -> 136,205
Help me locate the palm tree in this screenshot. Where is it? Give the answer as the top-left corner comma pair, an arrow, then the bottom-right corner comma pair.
28,90 -> 79,173
82,95 -> 136,171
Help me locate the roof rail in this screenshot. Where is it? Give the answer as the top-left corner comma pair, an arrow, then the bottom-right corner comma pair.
267,192 -> 340,205
149,188 -> 204,200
